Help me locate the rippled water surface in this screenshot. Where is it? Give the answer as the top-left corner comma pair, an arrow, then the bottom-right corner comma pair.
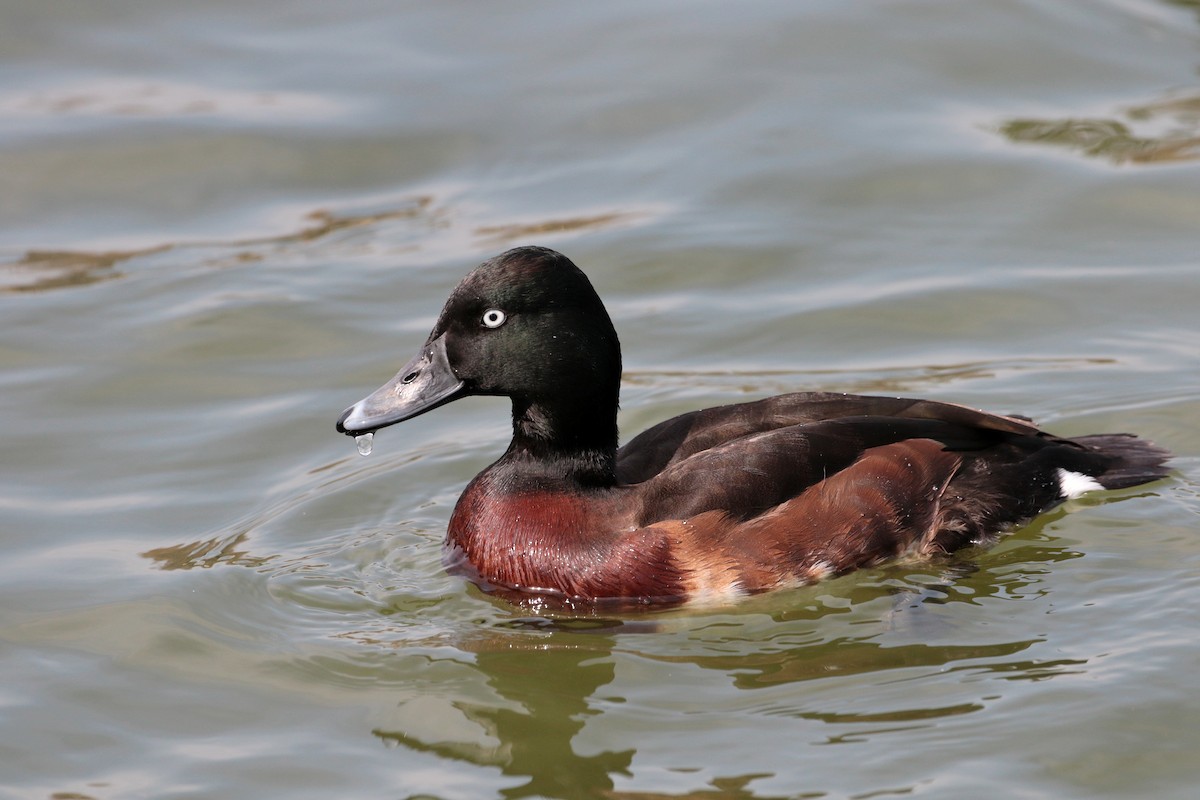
3,2 -> 1199,798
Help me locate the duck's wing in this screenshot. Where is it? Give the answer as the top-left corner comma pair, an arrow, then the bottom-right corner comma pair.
629,410 -> 1031,526
617,391 -> 1049,484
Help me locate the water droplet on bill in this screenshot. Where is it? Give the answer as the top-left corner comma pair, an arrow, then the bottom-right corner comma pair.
355,432 -> 374,456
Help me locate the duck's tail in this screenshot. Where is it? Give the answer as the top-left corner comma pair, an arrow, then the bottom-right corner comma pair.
927,432 -> 1171,555
1071,433 -> 1172,491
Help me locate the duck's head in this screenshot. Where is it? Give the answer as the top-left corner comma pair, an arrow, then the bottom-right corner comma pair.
336,246 -> 622,445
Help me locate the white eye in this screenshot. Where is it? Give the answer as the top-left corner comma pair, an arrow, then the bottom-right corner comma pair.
481,309 -> 507,328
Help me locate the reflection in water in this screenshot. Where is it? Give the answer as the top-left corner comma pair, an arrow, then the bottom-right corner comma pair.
368,537 -> 1087,798
375,641 -> 636,799
998,1 -> 1200,165
475,210 -> 645,245
0,248 -> 155,294
622,355 -> 1116,397
3,194 -> 652,293
373,628 -> 808,799
0,198 -> 440,294
0,78 -> 342,120
233,198 -> 438,247
141,531 -> 271,570
666,637 -> 1036,693
998,92 -> 1200,164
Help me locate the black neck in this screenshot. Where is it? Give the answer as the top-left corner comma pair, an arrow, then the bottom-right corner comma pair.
505,393 -> 619,488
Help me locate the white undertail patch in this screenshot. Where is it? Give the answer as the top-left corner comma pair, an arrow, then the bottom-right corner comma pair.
1057,468 -> 1104,499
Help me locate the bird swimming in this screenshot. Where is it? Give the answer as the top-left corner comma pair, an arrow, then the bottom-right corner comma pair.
337,246 -> 1170,609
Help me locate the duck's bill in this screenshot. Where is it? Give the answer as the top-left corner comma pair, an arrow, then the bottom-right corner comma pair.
336,334 -> 465,436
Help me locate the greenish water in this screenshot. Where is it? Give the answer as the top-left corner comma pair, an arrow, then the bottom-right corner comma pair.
2,2 -> 1199,798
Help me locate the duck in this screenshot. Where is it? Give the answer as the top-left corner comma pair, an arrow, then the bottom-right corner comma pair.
336,246 -> 1171,609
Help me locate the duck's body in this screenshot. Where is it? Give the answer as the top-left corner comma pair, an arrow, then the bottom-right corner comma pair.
337,246 -> 1170,608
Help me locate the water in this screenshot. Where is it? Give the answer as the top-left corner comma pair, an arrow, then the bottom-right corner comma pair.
2,1 -> 1199,798
356,433 -> 374,457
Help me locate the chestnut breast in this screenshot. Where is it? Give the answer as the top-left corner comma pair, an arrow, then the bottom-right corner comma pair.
447,476 -> 687,602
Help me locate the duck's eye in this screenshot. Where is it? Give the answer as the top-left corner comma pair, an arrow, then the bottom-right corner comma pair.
481,309 -> 507,329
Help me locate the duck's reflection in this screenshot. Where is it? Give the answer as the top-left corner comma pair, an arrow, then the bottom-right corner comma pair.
375,635 -> 634,798
370,537 -> 1085,799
